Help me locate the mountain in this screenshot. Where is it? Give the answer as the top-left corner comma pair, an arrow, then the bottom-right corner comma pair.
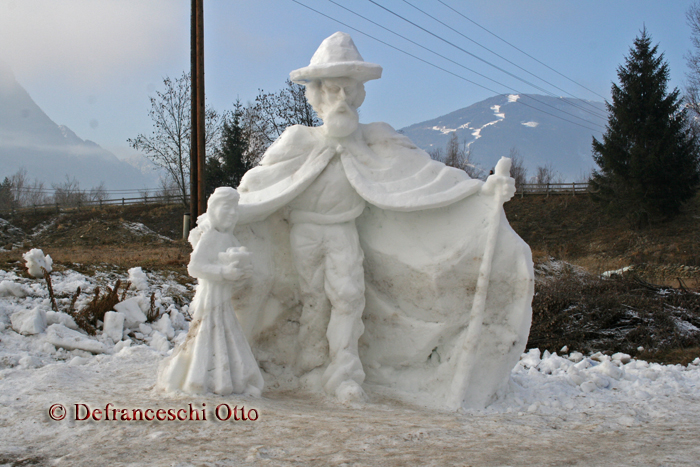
398,94 -> 607,181
0,61 -> 158,191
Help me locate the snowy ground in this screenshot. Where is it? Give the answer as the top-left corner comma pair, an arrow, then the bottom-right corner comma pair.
1,266 -> 699,466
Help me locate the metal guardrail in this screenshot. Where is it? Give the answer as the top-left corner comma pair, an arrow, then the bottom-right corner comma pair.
516,182 -> 590,196
0,194 -> 183,216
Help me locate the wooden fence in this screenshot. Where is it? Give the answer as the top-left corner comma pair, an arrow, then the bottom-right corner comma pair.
1,182 -> 592,216
517,182 -> 591,196
1,194 -> 183,216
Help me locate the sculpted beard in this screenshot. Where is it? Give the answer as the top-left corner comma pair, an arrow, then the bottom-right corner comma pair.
322,101 -> 359,138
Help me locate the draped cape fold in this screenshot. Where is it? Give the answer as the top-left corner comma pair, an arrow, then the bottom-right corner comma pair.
233,122 -> 534,409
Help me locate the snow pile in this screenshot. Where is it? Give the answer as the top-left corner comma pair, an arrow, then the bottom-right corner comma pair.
486,347 -> 700,420
23,248 -> 52,277
0,265 -> 192,364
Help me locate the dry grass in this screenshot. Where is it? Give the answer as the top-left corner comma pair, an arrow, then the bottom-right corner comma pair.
0,244 -> 191,276
529,270 -> 700,363
506,194 -> 700,268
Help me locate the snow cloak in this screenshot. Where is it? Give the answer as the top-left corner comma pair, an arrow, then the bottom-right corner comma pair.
233,122 -> 534,409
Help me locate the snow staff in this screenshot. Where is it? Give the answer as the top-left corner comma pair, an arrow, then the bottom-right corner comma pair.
233,32 -> 533,408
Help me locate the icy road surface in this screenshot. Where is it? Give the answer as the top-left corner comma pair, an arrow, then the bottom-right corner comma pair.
1,345 -> 699,466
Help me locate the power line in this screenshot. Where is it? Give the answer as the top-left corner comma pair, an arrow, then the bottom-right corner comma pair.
328,0 -> 604,129
400,0 -> 607,119
436,0 -> 609,102
366,0 -> 605,130
291,0 -> 603,132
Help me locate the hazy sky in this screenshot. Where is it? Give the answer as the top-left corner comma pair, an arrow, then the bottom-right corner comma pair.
0,0 -> 695,160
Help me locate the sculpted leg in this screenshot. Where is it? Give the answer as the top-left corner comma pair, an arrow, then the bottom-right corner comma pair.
290,223 -> 331,373
321,222 -> 366,401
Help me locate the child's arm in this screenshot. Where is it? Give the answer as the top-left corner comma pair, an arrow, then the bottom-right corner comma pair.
187,231 -> 228,282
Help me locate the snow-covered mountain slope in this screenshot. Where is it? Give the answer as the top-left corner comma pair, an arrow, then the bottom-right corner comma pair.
399,94 -> 607,180
0,61 -> 158,191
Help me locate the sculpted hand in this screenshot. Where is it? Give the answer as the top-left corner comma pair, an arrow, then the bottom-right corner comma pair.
481,174 -> 516,201
221,262 -> 252,282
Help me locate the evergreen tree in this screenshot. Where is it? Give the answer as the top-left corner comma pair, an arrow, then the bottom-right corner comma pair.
0,177 -> 13,211
591,29 -> 700,225
205,100 -> 255,195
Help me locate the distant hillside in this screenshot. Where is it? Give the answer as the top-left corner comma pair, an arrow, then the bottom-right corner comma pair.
0,61 -> 158,190
399,94 -> 606,181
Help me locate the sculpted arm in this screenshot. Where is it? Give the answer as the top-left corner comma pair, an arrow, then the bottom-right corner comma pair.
188,231 -> 252,283
187,233 -> 226,282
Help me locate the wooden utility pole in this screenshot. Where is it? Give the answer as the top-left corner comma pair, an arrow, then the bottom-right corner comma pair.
190,0 -> 206,223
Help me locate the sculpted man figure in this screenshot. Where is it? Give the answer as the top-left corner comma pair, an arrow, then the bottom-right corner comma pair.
233,32 -> 533,408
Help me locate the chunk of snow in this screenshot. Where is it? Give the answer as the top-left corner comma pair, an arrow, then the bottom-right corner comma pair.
612,352 -> 632,364
0,280 -> 31,297
45,323 -> 106,354
507,94 -> 520,102
152,314 -> 174,339
149,331 -> 170,352
11,307 -> 47,335
113,297 -> 147,328
114,338 -> 132,354
580,380 -> 597,392
592,360 -> 623,380
520,348 -> 541,368
568,351 -> 584,363
128,267 -> 149,291
521,121 -> 539,128
23,249 -> 52,278
19,355 -> 41,368
169,309 -> 187,331
45,311 -> 78,330
601,266 -> 633,278
68,356 -> 90,366
103,311 -> 125,343
139,323 -> 153,336
173,330 -> 188,346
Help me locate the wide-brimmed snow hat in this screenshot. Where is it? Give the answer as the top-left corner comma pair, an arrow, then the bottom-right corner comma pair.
290,32 -> 382,85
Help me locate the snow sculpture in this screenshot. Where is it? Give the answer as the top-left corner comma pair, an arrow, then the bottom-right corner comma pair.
157,187 -> 264,396
232,32 -> 533,409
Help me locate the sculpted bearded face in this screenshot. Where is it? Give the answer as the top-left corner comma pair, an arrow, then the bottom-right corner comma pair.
306,77 -> 366,138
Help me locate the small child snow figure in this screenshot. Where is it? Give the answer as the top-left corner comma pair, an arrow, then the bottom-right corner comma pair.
157,187 -> 264,396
